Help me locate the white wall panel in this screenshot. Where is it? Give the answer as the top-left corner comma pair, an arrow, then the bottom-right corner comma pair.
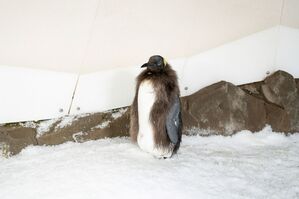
69,25 -> 299,116
0,66 -> 77,123
181,27 -> 278,96
70,58 -> 186,115
276,26 -> 299,77
69,67 -> 139,114
167,58 -> 187,96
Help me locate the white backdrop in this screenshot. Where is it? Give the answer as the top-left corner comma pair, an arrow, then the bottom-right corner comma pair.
1,25 -> 299,123
0,66 -> 77,123
69,25 -> 299,116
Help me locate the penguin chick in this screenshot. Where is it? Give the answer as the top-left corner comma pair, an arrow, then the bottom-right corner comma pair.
130,55 -> 182,158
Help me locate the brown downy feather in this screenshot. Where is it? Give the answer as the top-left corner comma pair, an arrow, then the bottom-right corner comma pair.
129,63 -> 180,148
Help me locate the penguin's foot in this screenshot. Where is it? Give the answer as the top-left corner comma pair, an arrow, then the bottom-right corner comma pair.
151,146 -> 174,159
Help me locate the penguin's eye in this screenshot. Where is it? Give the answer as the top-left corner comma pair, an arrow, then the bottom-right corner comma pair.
157,61 -> 163,67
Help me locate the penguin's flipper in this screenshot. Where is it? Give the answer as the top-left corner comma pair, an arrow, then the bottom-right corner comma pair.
166,96 -> 182,145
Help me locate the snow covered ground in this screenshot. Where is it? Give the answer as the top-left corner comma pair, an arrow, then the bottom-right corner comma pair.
0,127 -> 299,199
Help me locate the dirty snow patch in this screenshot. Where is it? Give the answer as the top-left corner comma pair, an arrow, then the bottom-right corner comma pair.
72,132 -> 87,143
54,113 -> 91,131
35,118 -> 59,138
111,107 -> 128,119
19,121 -> 37,129
54,115 -> 77,130
93,121 -> 111,129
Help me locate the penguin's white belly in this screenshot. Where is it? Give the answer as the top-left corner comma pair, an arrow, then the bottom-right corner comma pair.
137,80 -> 172,158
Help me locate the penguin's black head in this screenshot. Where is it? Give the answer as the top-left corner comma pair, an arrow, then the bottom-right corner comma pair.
141,55 -> 167,72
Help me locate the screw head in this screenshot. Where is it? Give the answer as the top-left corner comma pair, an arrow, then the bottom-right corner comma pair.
76,107 -> 80,111
266,71 -> 270,75
59,108 -> 64,113
184,86 -> 188,91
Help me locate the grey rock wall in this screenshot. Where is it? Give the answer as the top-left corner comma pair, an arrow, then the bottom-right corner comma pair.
181,81 -> 267,135
1,70 -> 298,156
182,71 -> 299,135
0,126 -> 37,157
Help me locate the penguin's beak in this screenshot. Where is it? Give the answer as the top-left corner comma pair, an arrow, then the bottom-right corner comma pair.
141,63 -> 148,68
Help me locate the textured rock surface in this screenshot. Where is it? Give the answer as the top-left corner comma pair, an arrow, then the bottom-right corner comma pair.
0,126 -> 37,157
239,79 -> 294,133
264,103 -> 290,132
1,70 -> 298,156
182,81 -> 266,135
261,71 -> 299,132
37,108 -> 130,145
239,81 -> 265,100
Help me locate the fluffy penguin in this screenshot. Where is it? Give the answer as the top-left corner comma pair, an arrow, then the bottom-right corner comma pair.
130,55 -> 182,158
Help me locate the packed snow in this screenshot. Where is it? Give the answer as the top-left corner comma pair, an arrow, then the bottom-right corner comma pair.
0,127 -> 299,199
